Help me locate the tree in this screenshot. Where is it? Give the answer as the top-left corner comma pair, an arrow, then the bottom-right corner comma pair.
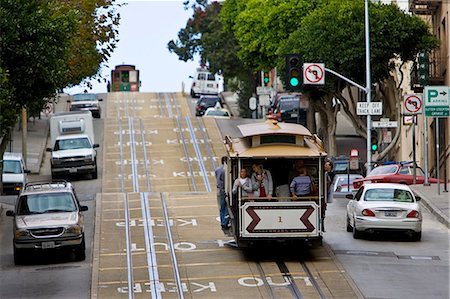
55,0 -> 121,89
278,0 -> 437,157
168,1 -> 257,117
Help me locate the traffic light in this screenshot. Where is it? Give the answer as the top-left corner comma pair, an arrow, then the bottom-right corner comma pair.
371,129 -> 378,154
263,71 -> 270,86
285,54 -> 302,91
418,52 -> 429,86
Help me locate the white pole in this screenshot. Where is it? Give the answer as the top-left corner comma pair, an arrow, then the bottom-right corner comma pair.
423,113 -> 430,185
365,0 -> 372,173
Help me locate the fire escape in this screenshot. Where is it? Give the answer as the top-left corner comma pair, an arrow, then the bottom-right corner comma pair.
409,0 -> 446,92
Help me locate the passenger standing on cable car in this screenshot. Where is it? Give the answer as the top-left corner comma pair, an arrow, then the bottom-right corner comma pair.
215,157 -> 229,230
232,168 -> 254,197
251,164 -> 273,199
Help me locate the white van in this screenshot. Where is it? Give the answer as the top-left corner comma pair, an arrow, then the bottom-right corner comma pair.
189,68 -> 219,98
1,152 -> 30,194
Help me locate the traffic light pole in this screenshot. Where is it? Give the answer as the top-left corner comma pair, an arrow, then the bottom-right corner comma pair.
364,0 -> 373,173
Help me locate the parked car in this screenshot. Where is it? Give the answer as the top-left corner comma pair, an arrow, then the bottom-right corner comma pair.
203,107 -> 231,119
346,183 -> 422,240
332,156 -> 366,177
189,68 -> 219,98
353,162 -> 440,189
68,93 -> 102,118
271,94 -> 307,126
195,95 -> 222,116
6,181 -> 88,264
329,173 -> 363,202
1,152 -> 30,195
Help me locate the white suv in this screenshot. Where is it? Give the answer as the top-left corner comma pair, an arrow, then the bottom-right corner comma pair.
6,181 -> 88,264
190,68 -> 219,98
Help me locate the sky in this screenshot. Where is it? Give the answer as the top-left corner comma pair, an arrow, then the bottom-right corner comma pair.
64,0 -> 199,94
64,0 -> 409,95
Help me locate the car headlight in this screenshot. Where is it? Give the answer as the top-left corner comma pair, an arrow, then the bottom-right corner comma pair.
52,158 -> 61,165
84,155 -> 93,162
65,225 -> 82,235
15,229 -> 31,239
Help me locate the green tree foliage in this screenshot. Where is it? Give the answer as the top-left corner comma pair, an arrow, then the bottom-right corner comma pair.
0,0 -> 77,117
58,0 -> 121,89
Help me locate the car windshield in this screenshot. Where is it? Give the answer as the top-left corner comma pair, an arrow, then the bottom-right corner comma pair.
364,188 -> 414,202
73,94 -> 97,102
201,98 -> 220,106
54,137 -> 91,150
279,99 -> 299,111
2,160 -> 22,174
16,192 -> 77,215
206,110 -> 229,117
367,165 -> 398,176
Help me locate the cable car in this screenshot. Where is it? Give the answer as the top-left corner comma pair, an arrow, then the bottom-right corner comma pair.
223,118 -> 328,247
109,64 -> 140,92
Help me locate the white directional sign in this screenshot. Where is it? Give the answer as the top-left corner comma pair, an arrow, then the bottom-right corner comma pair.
424,86 -> 450,117
403,94 -> 422,114
357,102 -> 383,115
372,120 -> 397,128
303,63 -> 325,85
256,86 -> 272,95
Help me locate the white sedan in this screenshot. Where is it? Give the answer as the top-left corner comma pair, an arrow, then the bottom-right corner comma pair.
346,183 -> 422,241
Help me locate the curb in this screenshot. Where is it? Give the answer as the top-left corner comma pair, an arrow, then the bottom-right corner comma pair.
413,189 -> 449,229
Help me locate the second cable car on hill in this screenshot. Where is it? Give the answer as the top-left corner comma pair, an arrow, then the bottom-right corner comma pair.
109,64 -> 140,92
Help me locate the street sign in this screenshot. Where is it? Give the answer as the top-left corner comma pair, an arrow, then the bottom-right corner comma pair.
372,120 -> 397,128
424,86 -> 450,117
259,94 -> 271,106
256,86 -> 272,95
356,102 -> 382,115
403,94 -> 422,114
303,63 -> 325,85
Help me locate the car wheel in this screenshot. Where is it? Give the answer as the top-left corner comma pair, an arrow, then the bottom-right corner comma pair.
411,231 -> 422,241
346,216 -> 353,232
75,235 -> 86,261
352,219 -> 363,239
13,246 -> 25,265
92,164 -> 98,180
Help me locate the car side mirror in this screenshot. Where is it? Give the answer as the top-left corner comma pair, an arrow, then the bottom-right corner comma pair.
93,144 -> 99,148
98,98 -> 103,101
6,210 -> 15,217
189,75 -> 193,79
24,169 -> 31,174
67,100 -> 71,103
415,195 -> 421,201
46,148 -> 52,152
80,206 -> 88,212
345,194 -> 353,200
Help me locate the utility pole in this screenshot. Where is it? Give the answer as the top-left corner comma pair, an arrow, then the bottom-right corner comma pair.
21,107 -> 27,168
365,0 -> 373,173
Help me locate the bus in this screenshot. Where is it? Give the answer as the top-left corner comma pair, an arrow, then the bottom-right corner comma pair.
223,118 -> 328,247
109,64 -> 140,92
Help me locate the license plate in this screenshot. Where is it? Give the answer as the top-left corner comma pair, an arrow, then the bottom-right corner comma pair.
290,113 -> 298,117
207,84 -> 213,88
42,241 -> 55,249
69,168 -> 77,173
385,211 -> 397,217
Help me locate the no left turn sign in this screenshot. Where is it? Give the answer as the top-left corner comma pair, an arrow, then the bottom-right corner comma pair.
303,63 -> 325,85
403,94 -> 423,114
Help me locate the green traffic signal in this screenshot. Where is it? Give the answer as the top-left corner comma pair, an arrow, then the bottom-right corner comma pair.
264,77 -> 269,84
290,77 -> 299,87
371,144 -> 378,151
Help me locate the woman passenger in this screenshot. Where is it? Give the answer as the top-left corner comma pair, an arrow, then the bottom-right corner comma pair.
232,168 -> 253,197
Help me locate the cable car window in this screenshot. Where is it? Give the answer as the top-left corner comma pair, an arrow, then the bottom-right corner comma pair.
121,71 -> 129,82
260,135 -> 295,144
198,73 -> 206,80
207,74 -> 215,81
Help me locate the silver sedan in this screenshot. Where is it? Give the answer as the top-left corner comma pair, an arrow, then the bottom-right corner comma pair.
346,183 -> 422,241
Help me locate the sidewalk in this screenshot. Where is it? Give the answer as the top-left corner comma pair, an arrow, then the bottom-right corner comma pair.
410,184 -> 449,228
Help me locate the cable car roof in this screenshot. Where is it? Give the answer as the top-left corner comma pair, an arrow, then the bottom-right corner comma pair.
226,120 -> 327,158
237,120 -> 312,137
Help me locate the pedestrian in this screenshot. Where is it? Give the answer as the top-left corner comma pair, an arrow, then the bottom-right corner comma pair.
232,168 -> 253,197
215,156 -> 229,230
324,160 -> 335,201
251,163 -> 273,199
